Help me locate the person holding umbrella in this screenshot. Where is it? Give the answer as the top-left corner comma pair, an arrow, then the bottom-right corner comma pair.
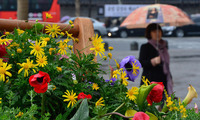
139,23 -> 173,96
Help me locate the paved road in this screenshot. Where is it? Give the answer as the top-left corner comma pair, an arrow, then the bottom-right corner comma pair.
99,37 -> 200,108
103,37 -> 200,51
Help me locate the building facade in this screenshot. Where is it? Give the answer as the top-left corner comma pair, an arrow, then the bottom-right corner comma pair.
58,0 -> 200,20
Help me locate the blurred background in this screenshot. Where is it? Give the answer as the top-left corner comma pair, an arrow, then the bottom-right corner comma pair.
2,0 -> 200,108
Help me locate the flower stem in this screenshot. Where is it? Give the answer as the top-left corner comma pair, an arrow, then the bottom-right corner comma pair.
108,102 -> 125,118
101,112 -> 134,119
41,93 -> 45,116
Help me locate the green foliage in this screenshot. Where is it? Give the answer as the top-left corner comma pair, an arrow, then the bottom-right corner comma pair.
136,84 -> 157,111
70,99 -> 89,120
0,22 -> 196,120
186,109 -> 200,119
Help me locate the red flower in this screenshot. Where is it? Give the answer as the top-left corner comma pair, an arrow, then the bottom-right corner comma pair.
132,112 -> 150,120
78,92 -> 92,100
29,71 -> 51,93
78,92 -> 87,100
86,94 -> 92,99
0,45 -> 8,62
147,82 -> 164,105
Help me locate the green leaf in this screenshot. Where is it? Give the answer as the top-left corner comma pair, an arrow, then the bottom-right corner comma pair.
136,84 -> 157,111
70,99 -> 89,120
125,109 -> 137,120
56,114 -> 63,120
32,23 -> 44,31
145,111 -> 158,120
62,99 -> 82,119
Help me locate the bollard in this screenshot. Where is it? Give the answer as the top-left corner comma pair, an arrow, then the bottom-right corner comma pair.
130,41 -> 138,51
104,42 -> 109,51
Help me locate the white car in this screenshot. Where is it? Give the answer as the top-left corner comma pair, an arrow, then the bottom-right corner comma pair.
65,17 -> 107,37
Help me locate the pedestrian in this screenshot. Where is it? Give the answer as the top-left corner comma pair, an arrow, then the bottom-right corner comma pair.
139,23 -> 173,96
105,17 -> 112,28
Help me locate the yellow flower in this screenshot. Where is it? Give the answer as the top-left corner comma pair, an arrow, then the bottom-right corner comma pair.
17,48 -> 22,53
71,24 -> 74,28
0,59 -> 3,66
166,97 -> 173,107
92,83 -> 99,90
126,87 -> 139,101
75,38 -> 79,43
10,42 -> 19,47
0,63 -> 12,82
178,99 -> 187,118
5,32 -> 10,35
108,46 -> 114,51
121,71 -> 129,86
5,79 -> 9,83
68,45 -> 73,50
63,38 -> 71,43
49,48 -> 56,55
69,20 -> 73,25
173,106 -> 179,111
29,41 -> 45,57
53,85 -> 56,91
36,55 -> 48,67
60,32 -> 65,36
112,69 -> 120,79
58,42 -> 68,55
7,47 -> 11,50
65,31 -> 73,39
0,98 -> 2,104
141,76 -> 150,86
41,37 -> 50,46
18,58 -> 37,77
46,13 -> 53,19
0,39 -> 11,45
0,35 -> 11,45
15,112 -> 23,118
182,113 -> 187,118
62,90 -> 78,108
108,53 -> 112,59
132,60 -> 140,76
90,34 -> 105,58
103,56 -> 107,60
95,97 -> 105,107
114,59 -> 120,69
56,67 -> 62,72
17,29 -> 24,35
45,24 -> 61,38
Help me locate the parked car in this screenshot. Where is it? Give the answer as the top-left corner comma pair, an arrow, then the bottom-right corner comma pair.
65,17 -> 107,36
162,16 -> 200,37
107,26 -> 145,38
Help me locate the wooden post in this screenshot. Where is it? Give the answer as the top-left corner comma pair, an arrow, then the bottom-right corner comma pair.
17,0 -> 29,20
0,18 -> 94,56
0,19 -> 79,37
73,18 -> 94,55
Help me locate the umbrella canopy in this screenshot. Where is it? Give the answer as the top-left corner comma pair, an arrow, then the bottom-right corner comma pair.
120,4 -> 193,29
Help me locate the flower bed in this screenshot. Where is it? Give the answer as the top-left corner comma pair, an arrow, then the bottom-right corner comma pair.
0,16 -> 199,120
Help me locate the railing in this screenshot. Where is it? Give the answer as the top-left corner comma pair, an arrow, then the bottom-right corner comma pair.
0,18 -> 94,55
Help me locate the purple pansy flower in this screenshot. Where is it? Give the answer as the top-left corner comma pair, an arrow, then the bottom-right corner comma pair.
105,78 -> 117,86
119,56 -> 141,82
